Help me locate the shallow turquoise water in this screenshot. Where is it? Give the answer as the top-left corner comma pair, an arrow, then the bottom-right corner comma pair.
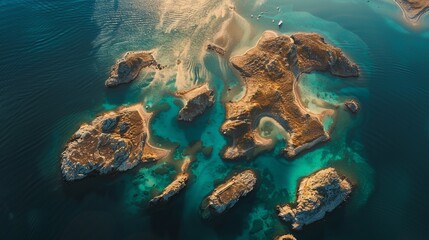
1,0 -> 429,239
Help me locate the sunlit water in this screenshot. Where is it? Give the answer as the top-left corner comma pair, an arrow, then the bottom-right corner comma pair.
1,0 -> 429,239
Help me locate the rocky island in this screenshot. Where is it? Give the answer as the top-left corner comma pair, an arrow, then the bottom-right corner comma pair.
277,168 -> 352,230
221,31 -> 359,160
394,0 -> 429,24
176,83 -> 215,122
344,100 -> 360,113
275,234 -> 297,240
149,158 -> 191,206
61,105 -> 169,181
201,170 -> 257,218
105,51 -> 162,87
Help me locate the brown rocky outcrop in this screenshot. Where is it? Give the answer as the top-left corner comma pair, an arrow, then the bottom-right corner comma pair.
201,170 -> 257,218
105,51 -> 161,87
61,105 -> 169,181
277,168 -> 352,230
221,31 -> 359,160
344,100 -> 360,113
275,234 -> 297,240
149,158 -> 191,205
176,83 -> 215,122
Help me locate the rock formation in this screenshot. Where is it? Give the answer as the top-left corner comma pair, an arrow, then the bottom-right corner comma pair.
394,0 -> 429,24
176,83 -> 215,122
344,100 -> 360,113
275,234 -> 297,240
207,43 -> 226,55
221,31 -> 359,160
277,168 -> 352,230
149,158 -> 191,205
105,51 -> 161,87
201,170 -> 257,218
61,105 -> 169,181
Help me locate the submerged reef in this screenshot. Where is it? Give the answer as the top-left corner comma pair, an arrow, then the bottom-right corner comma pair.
201,170 -> 257,219
394,0 -> 429,24
105,51 -> 162,87
221,31 -> 359,160
277,168 -> 352,230
61,105 -> 169,181
176,83 -> 215,122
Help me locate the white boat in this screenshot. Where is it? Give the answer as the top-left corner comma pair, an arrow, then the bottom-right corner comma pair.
278,20 -> 283,27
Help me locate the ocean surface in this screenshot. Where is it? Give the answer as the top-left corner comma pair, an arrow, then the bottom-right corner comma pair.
1,0 -> 429,239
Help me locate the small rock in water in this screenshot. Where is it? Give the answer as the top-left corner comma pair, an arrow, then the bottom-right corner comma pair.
344,100 -> 360,113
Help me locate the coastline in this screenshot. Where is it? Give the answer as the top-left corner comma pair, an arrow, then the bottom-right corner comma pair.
394,0 -> 429,25
131,104 -> 171,160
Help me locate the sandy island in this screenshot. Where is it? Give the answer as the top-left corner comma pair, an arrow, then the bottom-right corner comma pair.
220,31 -> 359,160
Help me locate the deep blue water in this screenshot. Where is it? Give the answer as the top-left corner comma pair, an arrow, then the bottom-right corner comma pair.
1,0 -> 429,239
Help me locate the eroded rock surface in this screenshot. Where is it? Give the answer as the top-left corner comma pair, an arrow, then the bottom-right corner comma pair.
61,105 -> 169,181
277,168 -> 352,230
149,158 -> 190,205
105,51 -> 160,87
221,31 -> 359,160
395,0 -> 429,24
176,83 -> 215,122
201,170 -> 257,218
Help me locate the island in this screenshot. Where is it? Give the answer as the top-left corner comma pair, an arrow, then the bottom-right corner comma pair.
275,234 -> 297,240
61,104 -> 169,181
344,100 -> 360,113
277,168 -> 352,230
149,158 -> 191,206
176,83 -> 215,122
394,0 -> 429,24
221,31 -> 359,160
201,170 -> 257,219
207,43 -> 226,55
105,51 -> 162,87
